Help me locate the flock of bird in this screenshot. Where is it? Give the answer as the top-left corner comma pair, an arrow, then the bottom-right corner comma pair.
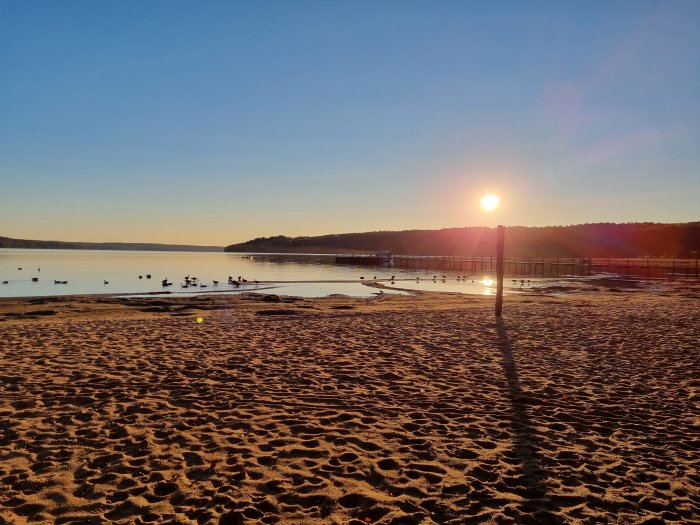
3,267 -> 532,290
358,274 -> 532,287
160,275 -> 259,289
2,268 -> 261,289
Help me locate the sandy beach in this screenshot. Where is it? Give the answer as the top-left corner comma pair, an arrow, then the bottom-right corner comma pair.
1,284 -> 698,524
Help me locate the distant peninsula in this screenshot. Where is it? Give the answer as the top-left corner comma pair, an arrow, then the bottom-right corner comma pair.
0,236 -> 223,252
225,223 -> 700,259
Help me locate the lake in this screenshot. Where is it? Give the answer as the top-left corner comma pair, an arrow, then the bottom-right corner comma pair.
1,249 -> 563,298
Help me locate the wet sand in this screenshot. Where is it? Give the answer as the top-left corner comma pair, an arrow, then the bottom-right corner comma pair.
1,284 -> 698,524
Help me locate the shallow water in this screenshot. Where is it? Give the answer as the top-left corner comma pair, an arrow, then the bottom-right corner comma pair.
0,249 -> 590,298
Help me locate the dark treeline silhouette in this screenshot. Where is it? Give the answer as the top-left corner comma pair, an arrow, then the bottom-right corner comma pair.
225,223 -> 700,258
0,236 -> 223,252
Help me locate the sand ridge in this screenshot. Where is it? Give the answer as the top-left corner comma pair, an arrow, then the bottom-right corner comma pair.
0,287 -> 698,524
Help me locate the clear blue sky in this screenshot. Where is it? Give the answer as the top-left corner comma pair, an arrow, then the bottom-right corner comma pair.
2,0 -> 699,245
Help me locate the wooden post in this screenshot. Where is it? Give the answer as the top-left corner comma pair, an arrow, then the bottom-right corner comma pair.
495,225 -> 505,317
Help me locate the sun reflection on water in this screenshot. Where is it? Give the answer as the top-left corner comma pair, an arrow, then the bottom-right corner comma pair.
480,276 -> 495,295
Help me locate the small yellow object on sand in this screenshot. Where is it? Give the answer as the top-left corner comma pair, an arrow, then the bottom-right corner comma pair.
196,317 -> 203,324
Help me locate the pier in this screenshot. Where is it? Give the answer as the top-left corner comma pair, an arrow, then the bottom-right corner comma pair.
335,254 -> 700,278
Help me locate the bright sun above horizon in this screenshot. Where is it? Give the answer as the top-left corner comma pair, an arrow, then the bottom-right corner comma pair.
481,194 -> 499,212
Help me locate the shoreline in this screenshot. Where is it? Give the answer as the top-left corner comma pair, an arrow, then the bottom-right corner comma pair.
0,273 -> 687,304
1,287 -> 698,523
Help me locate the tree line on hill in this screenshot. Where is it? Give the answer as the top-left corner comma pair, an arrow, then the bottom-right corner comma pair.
225,223 -> 700,258
0,236 -> 223,252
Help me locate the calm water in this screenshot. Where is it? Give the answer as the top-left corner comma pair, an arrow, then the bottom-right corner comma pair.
1,249 -> 553,298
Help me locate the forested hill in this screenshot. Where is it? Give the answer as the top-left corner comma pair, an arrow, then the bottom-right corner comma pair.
0,236 -> 223,252
225,223 -> 700,258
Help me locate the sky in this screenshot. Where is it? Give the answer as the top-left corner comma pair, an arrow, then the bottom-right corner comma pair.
1,0 -> 699,245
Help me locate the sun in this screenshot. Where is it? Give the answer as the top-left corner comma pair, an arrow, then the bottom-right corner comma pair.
480,194 -> 499,212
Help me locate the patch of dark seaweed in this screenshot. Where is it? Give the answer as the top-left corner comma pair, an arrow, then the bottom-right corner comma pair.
256,309 -> 302,316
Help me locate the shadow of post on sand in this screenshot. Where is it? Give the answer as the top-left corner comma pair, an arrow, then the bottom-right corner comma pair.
496,318 -> 563,524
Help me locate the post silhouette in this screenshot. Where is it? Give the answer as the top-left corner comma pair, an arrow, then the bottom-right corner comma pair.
496,225 -> 504,316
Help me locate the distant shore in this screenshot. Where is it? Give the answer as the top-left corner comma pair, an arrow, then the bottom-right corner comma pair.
0,236 -> 223,252
1,287 -> 698,523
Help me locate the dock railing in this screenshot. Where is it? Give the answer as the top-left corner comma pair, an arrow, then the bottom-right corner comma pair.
335,254 -> 700,278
